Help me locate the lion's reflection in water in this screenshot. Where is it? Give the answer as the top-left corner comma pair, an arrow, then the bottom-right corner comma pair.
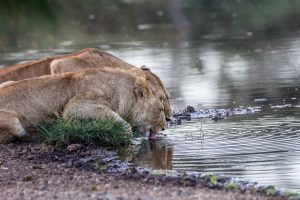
133,139 -> 174,170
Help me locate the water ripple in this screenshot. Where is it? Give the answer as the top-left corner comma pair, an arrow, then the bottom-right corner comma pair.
134,114 -> 300,192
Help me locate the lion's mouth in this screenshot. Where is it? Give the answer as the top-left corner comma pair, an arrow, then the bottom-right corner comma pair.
148,129 -> 157,140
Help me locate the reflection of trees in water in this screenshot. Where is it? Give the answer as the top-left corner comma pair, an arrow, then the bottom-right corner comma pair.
215,38 -> 300,106
133,140 -> 173,170
205,39 -> 300,106
156,36 -> 300,107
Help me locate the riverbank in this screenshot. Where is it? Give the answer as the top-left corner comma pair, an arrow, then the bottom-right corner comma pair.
0,142 -> 290,200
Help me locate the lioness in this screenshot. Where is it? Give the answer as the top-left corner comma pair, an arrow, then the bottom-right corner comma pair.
0,48 -> 133,84
0,68 -> 166,144
0,48 -> 172,119
50,49 -> 172,119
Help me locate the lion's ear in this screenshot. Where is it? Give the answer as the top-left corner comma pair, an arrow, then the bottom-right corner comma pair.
129,68 -> 146,79
134,77 -> 149,101
140,65 -> 150,71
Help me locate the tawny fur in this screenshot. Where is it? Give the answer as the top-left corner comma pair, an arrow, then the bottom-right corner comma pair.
0,81 -> 15,88
0,68 -> 166,144
50,50 -> 172,119
0,48 -> 134,84
0,48 -> 172,119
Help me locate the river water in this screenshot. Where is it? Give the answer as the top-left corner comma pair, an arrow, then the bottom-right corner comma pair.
113,35 -> 300,192
1,34 -> 300,192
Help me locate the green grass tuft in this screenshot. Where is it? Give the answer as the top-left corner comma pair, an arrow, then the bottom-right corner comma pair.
284,192 -> 300,199
208,174 -> 218,186
91,185 -> 97,191
266,186 -> 278,196
224,182 -> 239,190
35,118 -> 132,147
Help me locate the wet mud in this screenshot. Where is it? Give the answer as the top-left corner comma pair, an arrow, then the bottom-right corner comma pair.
0,141 -> 293,200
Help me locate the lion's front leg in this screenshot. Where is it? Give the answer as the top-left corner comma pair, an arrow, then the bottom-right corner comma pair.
62,99 -> 132,135
0,109 -> 28,144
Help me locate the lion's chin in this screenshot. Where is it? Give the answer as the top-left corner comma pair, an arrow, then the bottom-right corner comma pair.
137,125 -> 158,140
148,129 -> 157,140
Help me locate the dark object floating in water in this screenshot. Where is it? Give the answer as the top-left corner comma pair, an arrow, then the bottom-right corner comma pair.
170,105 -> 260,125
186,105 -> 195,113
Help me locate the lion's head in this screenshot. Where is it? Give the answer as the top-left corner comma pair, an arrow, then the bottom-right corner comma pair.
130,77 -> 166,138
129,66 -> 172,121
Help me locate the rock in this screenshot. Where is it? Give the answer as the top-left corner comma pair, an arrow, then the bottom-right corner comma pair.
105,192 -> 116,200
80,151 -> 91,156
186,106 -> 195,113
67,144 -> 83,152
150,170 -> 166,176
0,166 -> 8,170
22,175 -> 33,181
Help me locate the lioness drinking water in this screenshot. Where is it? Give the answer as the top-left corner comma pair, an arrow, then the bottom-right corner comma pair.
0,68 -> 166,143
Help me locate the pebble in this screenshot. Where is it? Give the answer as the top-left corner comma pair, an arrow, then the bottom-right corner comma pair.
67,144 -> 83,152
0,166 -> 9,170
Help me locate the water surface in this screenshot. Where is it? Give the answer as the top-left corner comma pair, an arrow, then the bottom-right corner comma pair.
113,36 -> 300,192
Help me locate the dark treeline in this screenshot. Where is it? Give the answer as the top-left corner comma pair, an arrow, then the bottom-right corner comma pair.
1,0 -> 300,49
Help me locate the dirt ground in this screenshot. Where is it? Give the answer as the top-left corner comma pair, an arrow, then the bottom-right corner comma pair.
0,142 -> 288,200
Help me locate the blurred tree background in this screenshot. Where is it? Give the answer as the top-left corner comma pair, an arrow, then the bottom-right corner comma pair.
1,0 -> 300,50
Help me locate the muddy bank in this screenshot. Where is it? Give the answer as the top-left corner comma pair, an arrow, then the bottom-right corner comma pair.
0,142 -> 292,200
